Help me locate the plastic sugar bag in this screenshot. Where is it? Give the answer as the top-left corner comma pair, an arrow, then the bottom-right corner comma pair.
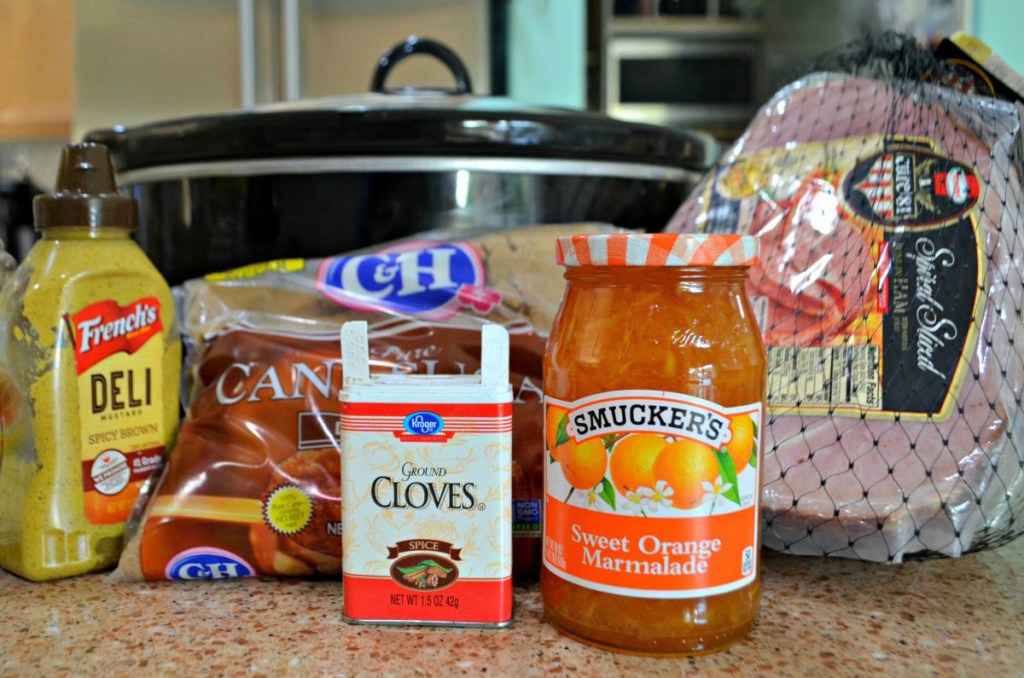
115,223 -> 621,581
665,34 -> 1024,562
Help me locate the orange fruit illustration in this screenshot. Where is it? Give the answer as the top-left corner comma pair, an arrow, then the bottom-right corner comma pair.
546,404 -> 569,459
559,437 -> 608,490
653,439 -> 720,510
609,433 -> 669,495
725,413 -> 756,474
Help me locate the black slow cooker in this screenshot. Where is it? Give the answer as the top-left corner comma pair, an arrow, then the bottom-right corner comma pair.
87,37 -> 712,285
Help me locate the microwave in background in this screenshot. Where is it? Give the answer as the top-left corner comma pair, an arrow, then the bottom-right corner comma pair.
606,31 -> 764,140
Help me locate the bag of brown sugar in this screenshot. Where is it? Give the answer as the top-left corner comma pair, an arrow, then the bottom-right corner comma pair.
116,223 -> 621,581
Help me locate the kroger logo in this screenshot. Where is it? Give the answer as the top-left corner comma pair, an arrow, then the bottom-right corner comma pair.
316,241 -> 500,320
165,548 -> 255,580
404,411 -> 444,436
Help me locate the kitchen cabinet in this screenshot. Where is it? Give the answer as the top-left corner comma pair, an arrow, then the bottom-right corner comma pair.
0,0 -> 74,141
1,538 -> 1021,673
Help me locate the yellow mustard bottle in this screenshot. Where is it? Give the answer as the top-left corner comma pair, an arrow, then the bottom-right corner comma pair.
0,143 -> 181,581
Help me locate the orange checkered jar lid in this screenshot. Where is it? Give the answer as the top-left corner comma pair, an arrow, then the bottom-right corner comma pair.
555,233 -> 759,267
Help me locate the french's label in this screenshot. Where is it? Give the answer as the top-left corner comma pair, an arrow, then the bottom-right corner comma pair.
67,297 -> 163,374
316,241 -> 502,320
73,297 -> 166,525
544,391 -> 762,599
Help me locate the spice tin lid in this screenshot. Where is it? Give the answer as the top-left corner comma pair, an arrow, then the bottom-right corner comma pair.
556,233 -> 759,267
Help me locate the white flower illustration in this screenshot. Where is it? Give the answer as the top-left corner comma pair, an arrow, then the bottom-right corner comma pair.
701,476 -> 733,513
624,488 -> 653,515
647,480 -> 674,513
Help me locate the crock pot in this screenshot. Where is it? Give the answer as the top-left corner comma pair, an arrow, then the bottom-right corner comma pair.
86,37 -> 712,285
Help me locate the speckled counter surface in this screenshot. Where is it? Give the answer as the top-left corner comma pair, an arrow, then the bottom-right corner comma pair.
1,539 -> 1022,677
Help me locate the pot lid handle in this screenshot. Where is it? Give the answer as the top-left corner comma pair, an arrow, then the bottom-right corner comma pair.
371,36 -> 473,95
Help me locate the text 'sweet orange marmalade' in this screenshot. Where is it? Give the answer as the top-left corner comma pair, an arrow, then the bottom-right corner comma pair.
542,233 -> 766,655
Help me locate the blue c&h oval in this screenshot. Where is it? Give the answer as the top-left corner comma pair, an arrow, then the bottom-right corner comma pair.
165,548 -> 255,580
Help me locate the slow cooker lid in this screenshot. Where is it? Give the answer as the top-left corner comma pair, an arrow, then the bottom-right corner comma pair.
85,37 -> 712,174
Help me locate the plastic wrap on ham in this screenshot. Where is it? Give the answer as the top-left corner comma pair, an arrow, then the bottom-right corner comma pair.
666,72 -> 1024,562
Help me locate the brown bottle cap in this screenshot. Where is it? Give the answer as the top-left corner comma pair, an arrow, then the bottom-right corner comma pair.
33,143 -> 137,230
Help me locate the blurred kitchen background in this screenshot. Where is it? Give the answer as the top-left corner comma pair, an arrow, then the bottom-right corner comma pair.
1,0 -> 1019,260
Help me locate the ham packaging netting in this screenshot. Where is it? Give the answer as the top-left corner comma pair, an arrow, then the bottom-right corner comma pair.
666,41 -> 1024,562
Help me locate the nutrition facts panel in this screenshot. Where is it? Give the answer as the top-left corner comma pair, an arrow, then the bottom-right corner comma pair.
767,346 -> 882,409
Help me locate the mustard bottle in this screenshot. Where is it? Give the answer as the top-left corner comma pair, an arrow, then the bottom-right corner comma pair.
0,143 -> 181,581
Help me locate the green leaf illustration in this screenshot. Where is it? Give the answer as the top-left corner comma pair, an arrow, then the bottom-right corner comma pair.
396,559 -> 452,575
416,559 -> 452,573
396,565 -> 426,575
714,448 -> 742,505
555,412 -> 570,447
748,418 -> 759,468
598,476 -> 616,511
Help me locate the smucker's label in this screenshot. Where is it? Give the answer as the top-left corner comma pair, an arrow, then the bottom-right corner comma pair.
69,297 -> 166,525
544,392 -> 762,598
316,241 -> 502,320
565,396 -> 731,449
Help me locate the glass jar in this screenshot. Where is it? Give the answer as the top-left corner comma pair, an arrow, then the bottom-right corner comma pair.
541,233 -> 765,654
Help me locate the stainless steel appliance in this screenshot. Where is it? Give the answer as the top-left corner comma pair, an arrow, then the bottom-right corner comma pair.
606,26 -> 764,132
86,38 -> 713,285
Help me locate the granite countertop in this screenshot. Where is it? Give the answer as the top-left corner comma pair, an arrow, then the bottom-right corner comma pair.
1,539 -> 1021,676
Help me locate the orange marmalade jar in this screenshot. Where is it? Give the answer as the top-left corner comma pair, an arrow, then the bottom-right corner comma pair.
542,233 -> 765,655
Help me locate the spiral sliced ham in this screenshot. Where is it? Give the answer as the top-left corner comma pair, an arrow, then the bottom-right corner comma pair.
666,73 -> 1024,562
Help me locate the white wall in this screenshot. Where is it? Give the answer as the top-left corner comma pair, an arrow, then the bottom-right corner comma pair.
303,0 -> 488,97
73,0 -> 490,141
508,0 -> 586,108
974,0 -> 1024,76
74,0 -> 240,140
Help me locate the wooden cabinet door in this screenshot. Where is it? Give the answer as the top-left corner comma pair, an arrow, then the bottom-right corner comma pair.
0,0 -> 74,140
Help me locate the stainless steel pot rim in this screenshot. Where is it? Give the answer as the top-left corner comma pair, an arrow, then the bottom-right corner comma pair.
116,156 -> 697,185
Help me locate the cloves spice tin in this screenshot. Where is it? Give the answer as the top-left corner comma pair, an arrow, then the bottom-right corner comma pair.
339,321 -> 513,626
